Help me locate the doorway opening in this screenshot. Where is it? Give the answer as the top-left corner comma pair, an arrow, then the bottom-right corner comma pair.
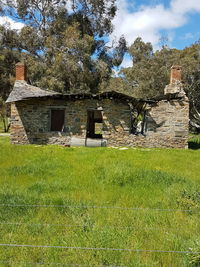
87,110 -> 103,139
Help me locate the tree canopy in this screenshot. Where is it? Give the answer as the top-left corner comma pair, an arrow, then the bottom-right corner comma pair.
0,0 -> 127,95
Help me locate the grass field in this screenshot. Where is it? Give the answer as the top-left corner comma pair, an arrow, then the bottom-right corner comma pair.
0,136 -> 200,266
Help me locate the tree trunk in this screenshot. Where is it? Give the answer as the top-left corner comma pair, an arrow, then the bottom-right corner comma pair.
2,116 -> 10,133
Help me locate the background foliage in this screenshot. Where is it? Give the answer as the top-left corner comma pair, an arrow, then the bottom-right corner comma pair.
0,1 -> 200,131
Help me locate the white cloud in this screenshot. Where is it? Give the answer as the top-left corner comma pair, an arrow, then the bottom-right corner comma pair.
66,0 -> 74,13
120,56 -> 132,68
171,0 -> 200,14
111,0 -> 200,49
0,16 -> 24,30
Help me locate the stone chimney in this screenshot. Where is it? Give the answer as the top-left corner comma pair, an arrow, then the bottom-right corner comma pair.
16,62 -> 27,81
164,65 -> 185,95
170,65 -> 182,84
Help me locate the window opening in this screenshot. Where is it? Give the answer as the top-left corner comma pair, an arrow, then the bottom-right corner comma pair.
50,109 -> 65,132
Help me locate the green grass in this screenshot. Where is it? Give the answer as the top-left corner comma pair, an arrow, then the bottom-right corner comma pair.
0,137 -> 200,266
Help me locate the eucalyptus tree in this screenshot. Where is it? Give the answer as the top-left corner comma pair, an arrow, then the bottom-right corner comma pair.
2,0 -> 127,93
0,25 -> 21,99
180,41 -> 200,132
0,25 -> 21,132
121,37 -> 200,131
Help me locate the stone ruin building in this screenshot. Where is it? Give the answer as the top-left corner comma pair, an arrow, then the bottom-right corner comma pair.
6,63 -> 189,148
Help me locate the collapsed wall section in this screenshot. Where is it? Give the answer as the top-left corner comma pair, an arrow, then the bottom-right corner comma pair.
146,98 -> 189,148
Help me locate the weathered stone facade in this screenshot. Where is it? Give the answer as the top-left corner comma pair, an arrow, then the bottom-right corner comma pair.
10,95 -> 189,148
7,63 -> 189,149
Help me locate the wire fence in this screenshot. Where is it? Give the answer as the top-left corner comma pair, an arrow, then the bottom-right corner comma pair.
0,259 -> 122,267
0,203 -> 200,213
0,202 -> 199,265
0,243 -> 199,254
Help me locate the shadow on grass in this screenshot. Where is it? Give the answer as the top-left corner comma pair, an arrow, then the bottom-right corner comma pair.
188,134 -> 200,149
188,141 -> 200,150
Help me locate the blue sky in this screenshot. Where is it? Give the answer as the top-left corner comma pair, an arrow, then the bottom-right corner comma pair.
109,0 -> 200,67
111,0 -> 200,49
0,0 -> 200,68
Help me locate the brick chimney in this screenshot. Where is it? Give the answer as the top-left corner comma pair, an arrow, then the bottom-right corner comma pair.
16,62 -> 27,81
170,65 -> 182,84
164,65 -> 184,95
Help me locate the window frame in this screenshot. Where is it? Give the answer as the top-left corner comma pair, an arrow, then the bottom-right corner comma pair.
50,108 -> 65,132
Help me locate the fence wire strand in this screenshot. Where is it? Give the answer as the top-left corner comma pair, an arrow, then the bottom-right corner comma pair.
0,260 -> 122,267
0,243 -> 199,254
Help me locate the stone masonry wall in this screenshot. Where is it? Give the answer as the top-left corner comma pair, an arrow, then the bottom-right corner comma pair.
105,97 -> 189,148
10,98 -> 131,145
10,96 -> 189,148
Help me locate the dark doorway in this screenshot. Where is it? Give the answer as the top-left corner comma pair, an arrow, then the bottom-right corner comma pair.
87,110 -> 103,139
51,109 -> 65,131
